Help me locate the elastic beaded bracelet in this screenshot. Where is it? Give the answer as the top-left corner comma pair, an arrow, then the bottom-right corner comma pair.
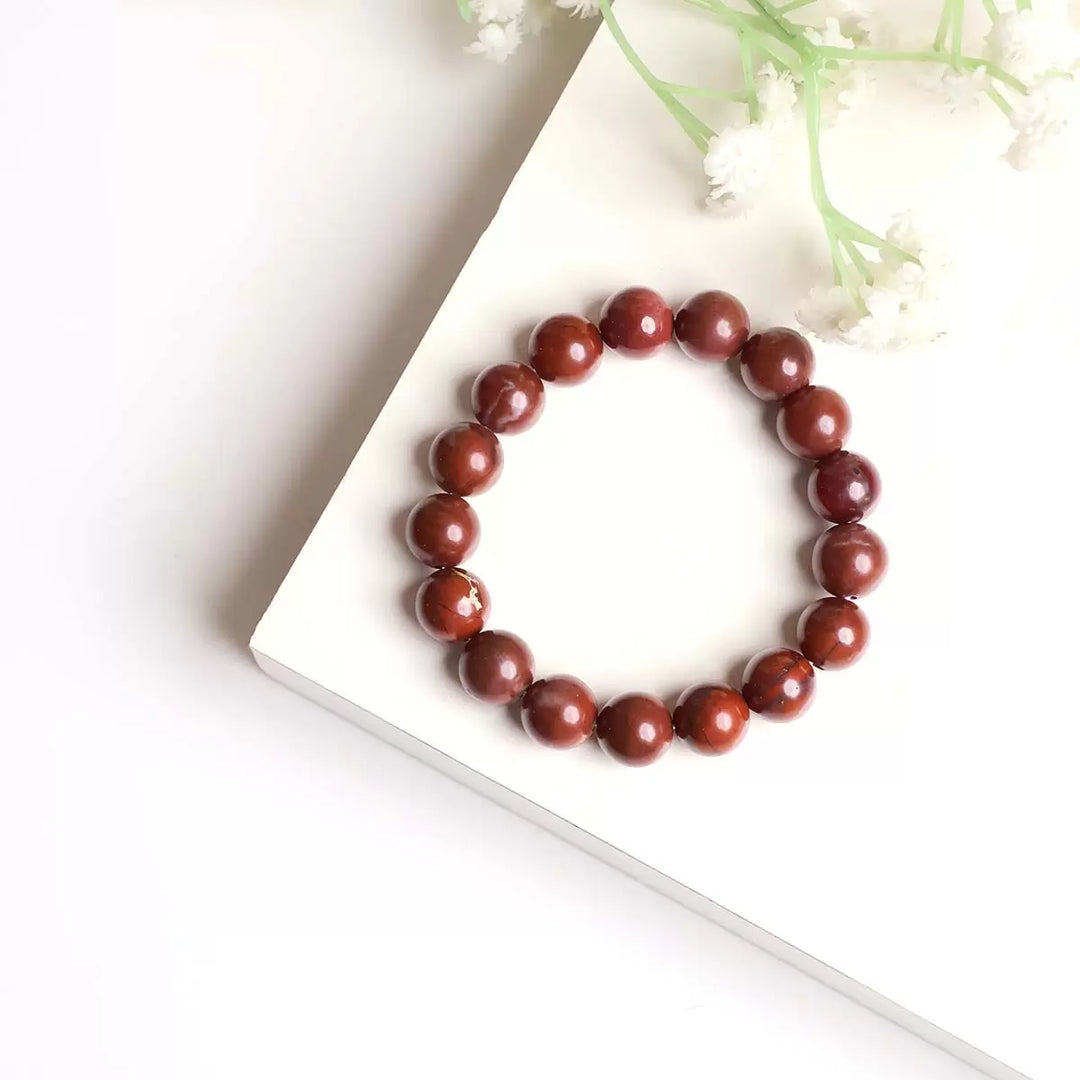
405,287 -> 888,767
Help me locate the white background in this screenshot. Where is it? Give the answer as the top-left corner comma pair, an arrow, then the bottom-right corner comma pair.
0,2 -> 1028,1077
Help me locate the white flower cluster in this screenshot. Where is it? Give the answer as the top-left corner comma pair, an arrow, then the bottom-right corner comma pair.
797,215 -> 948,350
806,17 -> 874,120
1006,74 -> 1080,167
464,0 -> 598,62
979,4 -> 1080,168
817,0 -> 877,46
985,4 -> 1076,83
702,64 -> 795,213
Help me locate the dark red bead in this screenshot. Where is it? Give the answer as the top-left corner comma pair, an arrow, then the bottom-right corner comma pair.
415,568 -> 490,642
405,493 -> 479,568
521,676 -> 597,749
777,386 -> 851,460
798,598 -> 870,670
673,684 -> 749,755
742,648 -> 816,721
740,328 -> 815,401
471,363 -> 545,434
596,693 -> 673,766
673,290 -> 749,362
429,422 -> 502,496
459,631 -> 534,704
809,451 -> 881,523
599,287 -> 673,358
813,524 -> 888,598
528,314 -> 603,384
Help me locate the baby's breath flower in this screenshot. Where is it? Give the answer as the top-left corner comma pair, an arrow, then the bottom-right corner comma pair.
555,0 -> 600,16
985,7 -> 1074,82
1005,75 -> 1079,168
466,20 -> 523,62
797,285 -> 861,340
832,64 -> 873,116
755,63 -> 798,130
519,0 -> 557,35
798,214 -> 946,349
470,0 -> 525,22
819,0 -> 877,46
703,123 -> 773,213
917,66 -> 990,111
807,16 -> 855,51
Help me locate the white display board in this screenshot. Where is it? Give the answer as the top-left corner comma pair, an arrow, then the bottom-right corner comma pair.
253,5 -> 1080,1076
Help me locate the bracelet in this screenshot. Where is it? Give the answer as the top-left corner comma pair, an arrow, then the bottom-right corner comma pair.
405,287 -> 887,767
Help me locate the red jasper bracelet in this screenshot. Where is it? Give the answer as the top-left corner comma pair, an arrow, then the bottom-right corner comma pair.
405,287 -> 887,767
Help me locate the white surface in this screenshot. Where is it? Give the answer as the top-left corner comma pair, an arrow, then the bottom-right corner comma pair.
0,2 -> 1067,1078
252,1 -> 1080,1076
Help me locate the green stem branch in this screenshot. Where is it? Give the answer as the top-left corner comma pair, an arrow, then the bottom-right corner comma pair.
933,0 -> 954,51
816,45 -> 1028,93
599,0 -> 714,152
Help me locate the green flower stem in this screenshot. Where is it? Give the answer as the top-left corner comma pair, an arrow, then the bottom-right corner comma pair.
682,0 -> 771,35
693,1 -> 796,70
841,237 -> 875,282
951,0 -> 965,64
982,0 -> 1000,17
985,84 -> 1012,114
599,0 -> 714,152
815,45 -> 1029,93
739,32 -> 761,121
933,0 -> 954,52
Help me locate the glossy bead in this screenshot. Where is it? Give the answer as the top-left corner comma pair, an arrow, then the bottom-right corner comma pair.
673,290 -> 749,362
405,493 -> 479,568
459,630 -> 534,704
599,287 -> 673,357
809,451 -> 881,523
813,523 -> 888,598
798,598 -> 870,670
528,314 -> 603,384
673,684 -> 749,755
429,422 -> 502,496
596,693 -> 673,766
415,568 -> 489,642
777,386 -> 851,460
742,648 -> 816,721
740,328 -> 815,401
471,362 -> 545,434
521,676 -> 597,749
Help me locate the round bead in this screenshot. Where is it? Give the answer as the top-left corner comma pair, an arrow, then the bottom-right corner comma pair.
740,328 -> 815,401
520,676 -> 597,749
415,568 -> 489,642
599,287 -> 673,357
458,631 -> 534,704
528,314 -> 603,384
777,386 -> 851,460
798,598 -> 870,670
742,648 -> 816,721
813,523 -> 888,598
809,451 -> 881,523
673,684 -> 749,755
596,693 -> 673,766
673,290 -> 750,362
471,363 -> 545,434
429,422 -> 502,496
405,493 -> 479,568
